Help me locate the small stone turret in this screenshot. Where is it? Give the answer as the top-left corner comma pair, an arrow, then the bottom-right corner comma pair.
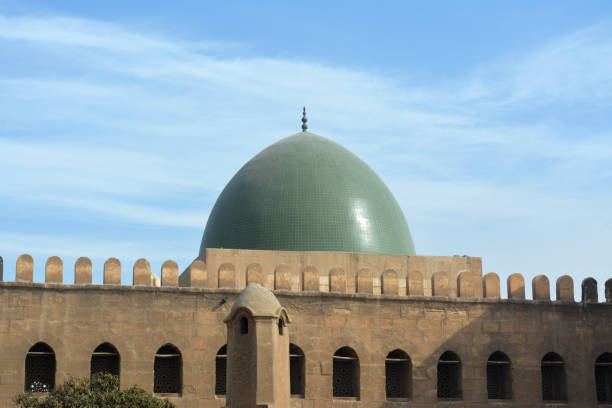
224,283 -> 290,408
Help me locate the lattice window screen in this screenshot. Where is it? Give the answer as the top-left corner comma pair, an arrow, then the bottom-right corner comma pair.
215,355 -> 226,395
437,362 -> 460,399
596,364 -> 612,402
290,354 -> 305,396
542,364 -> 566,401
333,358 -> 358,397
25,354 -> 55,392
385,360 -> 410,398
154,355 -> 181,394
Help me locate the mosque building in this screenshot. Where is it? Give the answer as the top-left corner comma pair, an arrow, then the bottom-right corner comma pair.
0,110 -> 611,407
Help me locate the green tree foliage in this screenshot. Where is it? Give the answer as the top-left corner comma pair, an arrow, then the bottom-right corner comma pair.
14,374 -> 176,408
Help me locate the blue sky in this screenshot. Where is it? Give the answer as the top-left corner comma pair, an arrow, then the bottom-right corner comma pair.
0,1 -> 611,298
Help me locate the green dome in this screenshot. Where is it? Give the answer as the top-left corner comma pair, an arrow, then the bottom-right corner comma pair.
200,131 -> 415,256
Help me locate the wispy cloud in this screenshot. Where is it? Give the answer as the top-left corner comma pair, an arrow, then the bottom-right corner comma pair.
0,13 -> 611,296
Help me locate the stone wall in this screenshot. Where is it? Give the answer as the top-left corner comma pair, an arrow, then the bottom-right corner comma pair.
0,250 -> 611,407
0,283 -> 610,407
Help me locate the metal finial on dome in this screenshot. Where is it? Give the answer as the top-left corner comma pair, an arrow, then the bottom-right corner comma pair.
301,107 -> 308,131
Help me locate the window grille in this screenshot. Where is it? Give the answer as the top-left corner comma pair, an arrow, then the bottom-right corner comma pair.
290,344 -> 305,397
25,343 -> 55,393
91,343 -> 120,379
215,345 -> 227,396
541,352 -> 566,401
596,353 -> 612,403
487,351 -> 511,399
333,347 -> 359,398
437,351 -> 461,399
154,345 -> 181,394
385,349 -> 411,399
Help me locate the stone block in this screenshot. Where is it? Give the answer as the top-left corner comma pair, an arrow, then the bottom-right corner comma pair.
246,263 -> 264,285
507,273 -> 525,299
218,263 -> 235,288
606,279 -> 612,303
16,254 -> 33,282
432,271 -> 448,296
133,258 -> 151,286
161,260 -> 179,287
104,258 -> 121,284
483,272 -> 500,298
74,257 -> 92,284
329,268 -> 346,293
302,266 -> 319,292
274,264 -> 291,290
45,256 -> 63,283
532,275 -> 550,300
381,269 -> 398,295
556,275 -> 574,301
356,268 -> 373,294
0,255 -> 3,281
406,270 -> 423,296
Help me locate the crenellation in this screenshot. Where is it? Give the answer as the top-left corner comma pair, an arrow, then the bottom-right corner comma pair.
245,263 -> 264,286
507,273 -> 525,299
483,272 -> 500,298
133,258 -> 151,286
0,252 -> 610,307
457,271 -> 474,298
161,260 -> 179,287
556,275 -> 574,301
218,263 -> 236,288
183,260 -> 206,288
302,265 -> 319,292
104,257 -> 121,284
407,270 -> 424,296
532,275 -> 550,300
582,277 -> 598,303
381,269 -> 398,295
273,264 -> 291,291
16,254 -> 33,282
356,268 -> 373,294
0,255 -> 3,281
432,271 -> 449,296
45,256 -> 63,283
328,267 -> 346,293
74,257 -> 92,284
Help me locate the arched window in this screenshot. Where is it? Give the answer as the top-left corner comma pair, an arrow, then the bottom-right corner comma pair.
25,342 -> 55,392
278,319 -> 284,336
240,317 -> 248,334
437,351 -> 461,399
290,344 -> 305,397
541,352 -> 566,401
215,345 -> 227,396
385,349 -> 411,399
154,344 -> 182,394
91,343 -> 120,380
487,351 -> 511,399
596,353 -> 612,403
333,347 -> 359,398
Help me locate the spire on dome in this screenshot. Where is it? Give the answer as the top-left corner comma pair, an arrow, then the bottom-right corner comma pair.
301,107 -> 308,131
